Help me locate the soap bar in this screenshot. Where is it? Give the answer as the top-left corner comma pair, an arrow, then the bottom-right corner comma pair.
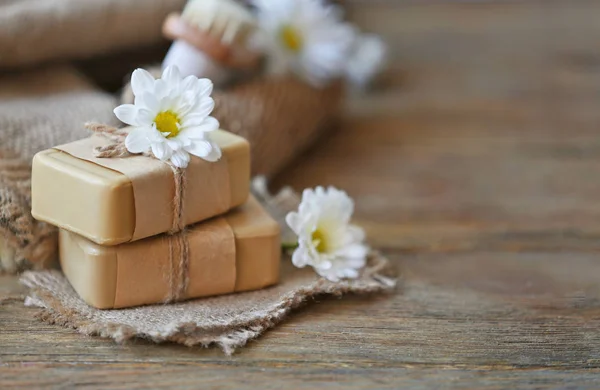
59,196 -> 281,309
32,130 -> 250,245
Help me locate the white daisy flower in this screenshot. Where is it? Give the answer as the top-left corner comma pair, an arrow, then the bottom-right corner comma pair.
345,33 -> 388,89
251,0 -> 356,87
285,186 -> 369,282
113,65 -> 221,168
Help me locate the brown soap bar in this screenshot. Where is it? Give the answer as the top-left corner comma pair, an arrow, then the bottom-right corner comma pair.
32,130 -> 250,245
59,196 -> 281,309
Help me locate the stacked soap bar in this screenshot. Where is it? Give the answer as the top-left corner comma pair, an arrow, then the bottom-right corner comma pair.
32,130 -> 250,245
32,130 -> 280,309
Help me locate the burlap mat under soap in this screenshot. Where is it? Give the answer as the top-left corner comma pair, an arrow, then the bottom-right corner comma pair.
20,182 -> 396,354
22,254 -> 395,355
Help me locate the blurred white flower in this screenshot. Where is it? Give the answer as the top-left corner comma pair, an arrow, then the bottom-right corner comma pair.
345,34 -> 387,89
251,0 -> 356,87
114,66 -> 221,168
285,186 -> 368,282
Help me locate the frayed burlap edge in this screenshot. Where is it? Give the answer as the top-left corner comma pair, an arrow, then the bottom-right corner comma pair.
20,179 -> 397,355
22,254 -> 396,355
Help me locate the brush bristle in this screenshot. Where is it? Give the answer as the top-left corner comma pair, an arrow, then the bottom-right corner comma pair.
182,0 -> 256,45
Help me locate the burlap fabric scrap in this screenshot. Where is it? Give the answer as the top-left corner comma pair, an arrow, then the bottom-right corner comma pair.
20,181 -> 396,355
0,66 -> 118,273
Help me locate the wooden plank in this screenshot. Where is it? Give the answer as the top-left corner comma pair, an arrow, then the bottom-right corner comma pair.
1,365 -> 600,389
275,115 -> 600,250
3,251 -> 600,388
3,252 -> 600,367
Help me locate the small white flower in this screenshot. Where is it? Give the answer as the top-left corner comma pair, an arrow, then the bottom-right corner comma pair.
113,65 -> 221,168
285,186 -> 368,282
345,34 -> 387,89
251,0 -> 356,87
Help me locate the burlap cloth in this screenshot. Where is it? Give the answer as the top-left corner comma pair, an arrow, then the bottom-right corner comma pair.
20,183 -> 397,355
0,66 -> 119,273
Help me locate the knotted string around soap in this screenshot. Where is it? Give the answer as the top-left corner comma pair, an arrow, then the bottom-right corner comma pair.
85,122 -> 190,302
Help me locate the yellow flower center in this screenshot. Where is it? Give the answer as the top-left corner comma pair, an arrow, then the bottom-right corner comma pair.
311,228 -> 328,253
280,25 -> 303,52
154,111 -> 180,138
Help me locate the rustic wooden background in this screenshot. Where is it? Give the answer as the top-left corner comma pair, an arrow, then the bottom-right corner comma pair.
3,1 -> 600,388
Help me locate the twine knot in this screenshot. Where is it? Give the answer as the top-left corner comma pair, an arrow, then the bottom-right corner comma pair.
85,122 -> 130,158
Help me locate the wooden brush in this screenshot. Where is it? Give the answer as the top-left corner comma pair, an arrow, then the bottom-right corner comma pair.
162,0 -> 259,85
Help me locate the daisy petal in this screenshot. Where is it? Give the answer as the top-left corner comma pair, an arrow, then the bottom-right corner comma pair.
347,225 -> 365,243
291,248 -> 309,268
180,75 -> 197,92
320,260 -> 333,270
176,102 -> 195,117
285,212 -> 301,233
175,135 -> 192,147
319,269 -> 339,282
153,79 -> 169,100
182,117 -> 219,134
141,92 -> 161,114
162,65 -> 181,86
194,78 -> 213,97
341,268 -> 359,279
178,129 -> 206,142
180,114 -> 207,128
136,108 -> 155,127
113,104 -> 138,126
166,138 -> 183,151
124,127 -> 152,154
202,142 -> 222,162
337,243 -> 368,260
192,97 -> 215,118
131,68 -> 155,97
170,150 -> 190,168
146,128 -> 166,143
151,142 -> 172,161
184,140 -> 213,158
181,105 -> 216,127
345,256 -> 367,269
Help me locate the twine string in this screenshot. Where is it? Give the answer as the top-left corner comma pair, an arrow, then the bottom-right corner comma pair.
87,122 -> 189,302
166,164 -> 189,302
85,122 -> 130,158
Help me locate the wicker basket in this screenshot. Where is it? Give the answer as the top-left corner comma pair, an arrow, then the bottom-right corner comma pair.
213,78 -> 343,176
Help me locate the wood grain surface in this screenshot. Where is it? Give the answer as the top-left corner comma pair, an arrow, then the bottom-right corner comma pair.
3,1 -> 600,388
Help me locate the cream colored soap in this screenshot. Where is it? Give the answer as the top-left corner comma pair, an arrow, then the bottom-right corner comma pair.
59,196 -> 281,309
32,130 -> 250,246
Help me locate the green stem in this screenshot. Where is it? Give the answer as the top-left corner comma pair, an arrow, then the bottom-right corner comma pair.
281,241 -> 299,251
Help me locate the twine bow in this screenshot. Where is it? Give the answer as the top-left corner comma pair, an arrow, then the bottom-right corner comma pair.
86,122 -> 190,302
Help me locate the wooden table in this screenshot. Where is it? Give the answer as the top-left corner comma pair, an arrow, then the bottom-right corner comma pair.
2,1 -> 600,388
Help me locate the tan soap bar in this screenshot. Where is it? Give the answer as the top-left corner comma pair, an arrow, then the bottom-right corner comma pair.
59,196 -> 281,309
32,130 -> 250,245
